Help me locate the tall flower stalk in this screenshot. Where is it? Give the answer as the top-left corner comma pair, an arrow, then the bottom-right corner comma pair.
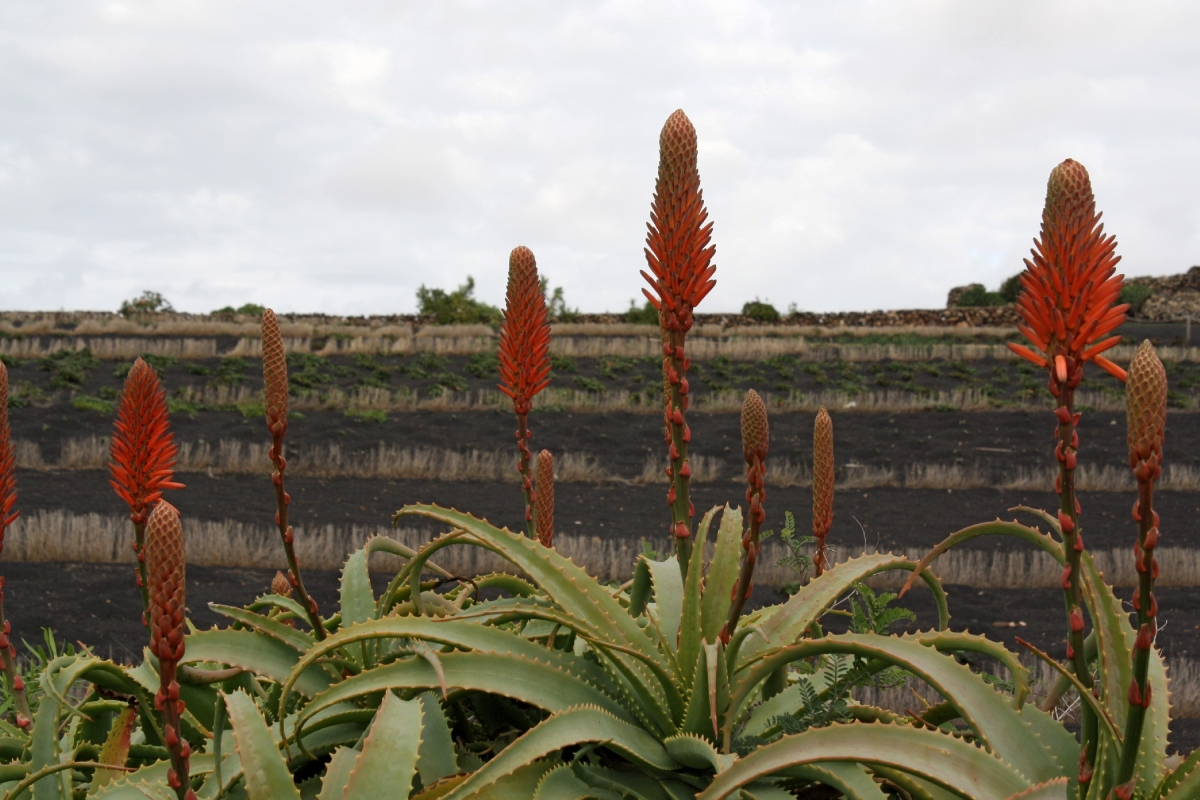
641,109 -> 717,574
262,310 -> 326,640
812,406 -> 834,576
144,501 -> 195,800
109,357 -> 184,624
1115,341 -> 1167,790
1006,159 -> 1128,795
0,364 -> 29,729
497,246 -> 552,539
534,450 -> 554,548
721,390 -> 768,642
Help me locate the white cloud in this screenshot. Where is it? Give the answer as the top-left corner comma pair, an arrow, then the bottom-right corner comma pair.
1,0 -> 1198,314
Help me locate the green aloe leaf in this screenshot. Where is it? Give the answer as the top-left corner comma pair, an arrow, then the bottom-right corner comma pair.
293,651 -> 634,743
184,629 -> 332,697
341,692 -> 422,800
698,722 -> 1031,800
339,544 -> 376,630
460,761 -> 554,800
785,762 -> 889,800
678,506 -> 717,690
532,764 -> 595,799
898,520 -> 1065,597
727,633 -> 1062,784
317,748 -> 359,800
1154,747 -> 1200,799
647,556 -> 684,652
416,693 -> 459,787
438,706 -> 678,800
209,604 -> 316,653
700,505 -> 742,645
1004,778 -> 1068,799
223,690 -> 302,800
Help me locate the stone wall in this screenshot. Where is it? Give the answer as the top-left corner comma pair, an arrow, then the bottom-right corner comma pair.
1128,267 -> 1200,320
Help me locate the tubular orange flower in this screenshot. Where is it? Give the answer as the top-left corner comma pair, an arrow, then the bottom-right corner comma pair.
144,501 -> 195,800
642,110 -> 717,572
535,450 -> 554,548
812,406 -> 834,576
109,357 -> 183,621
1007,159 -> 1128,384
722,390 -> 768,642
109,358 -> 184,526
498,246 -> 552,536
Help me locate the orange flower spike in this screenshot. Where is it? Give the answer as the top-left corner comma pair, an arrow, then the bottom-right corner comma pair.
534,450 -> 554,548
812,407 -> 834,576
0,363 -> 18,538
498,246 -> 552,536
642,110 -> 717,572
721,391 -> 769,643
144,501 -> 196,800
109,358 -> 184,526
1007,159 -> 1129,384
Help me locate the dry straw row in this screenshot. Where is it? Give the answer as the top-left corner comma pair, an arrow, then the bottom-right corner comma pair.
7,510 -> 1200,590
4,332 -> 1197,364
17,436 -> 1200,492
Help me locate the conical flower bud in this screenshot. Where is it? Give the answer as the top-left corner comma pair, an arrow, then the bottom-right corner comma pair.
261,309 -> 288,437
110,358 -> 183,526
535,450 -> 554,548
271,570 -> 293,598
1126,340 -> 1167,481
812,407 -> 834,538
145,501 -> 186,663
498,247 -> 552,416
741,389 -> 768,462
641,110 -> 717,334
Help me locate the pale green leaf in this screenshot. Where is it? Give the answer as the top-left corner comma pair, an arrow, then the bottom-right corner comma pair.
416,693 -> 458,787
647,556 -> 684,652
342,693 -> 422,800
224,690 -> 301,800
701,505 -> 742,645
316,748 -> 358,800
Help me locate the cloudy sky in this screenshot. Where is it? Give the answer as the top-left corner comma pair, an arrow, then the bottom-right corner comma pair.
1,2 -> 1197,315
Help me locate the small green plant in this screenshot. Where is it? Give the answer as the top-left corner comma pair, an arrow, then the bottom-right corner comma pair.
345,407 -> 387,422
185,362 -> 211,376
414,352 -> 447,372
72,394 -> 115,414
140,353 -> 178,371
416,276 -> 501,324
572,375 -> 605,392
741,299 -> 781,322
41,348 -> 99,388
435,372 -> 467,391
466,352 -> 499,377
166,398 -> 198,415
211,357 -> 248,386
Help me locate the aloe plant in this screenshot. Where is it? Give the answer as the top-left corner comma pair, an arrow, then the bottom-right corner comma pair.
0,115 -> 1195,800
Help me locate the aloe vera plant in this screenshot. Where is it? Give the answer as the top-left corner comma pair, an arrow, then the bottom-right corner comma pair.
0,115 -> 1195,800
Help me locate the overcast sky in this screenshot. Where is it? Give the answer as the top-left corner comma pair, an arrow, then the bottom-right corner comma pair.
1,2 -> 1197,316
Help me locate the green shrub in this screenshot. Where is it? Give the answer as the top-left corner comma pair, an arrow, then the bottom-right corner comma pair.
140,353 -> 178,371
416,276 -> 501,324
625,299 -> 659,324
212,357 -> 248,386
573,375 -> 605,392
1120,284 -> 1153,316
436,372 -> 467,391
167,398 -> 199,415
414,352 -> 447,372
742,299 -> 781,322
41,348 -> 99,388
118,290 -> 173,319
954,284 -> 1006,307
550,354 -> 576,373
998,272 -> 1024,302
72,394 -> 115,414
466,352 -> 500,377
346,407 -> 388,422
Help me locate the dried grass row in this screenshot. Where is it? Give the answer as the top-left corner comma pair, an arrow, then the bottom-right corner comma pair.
8,510 -> 1200,590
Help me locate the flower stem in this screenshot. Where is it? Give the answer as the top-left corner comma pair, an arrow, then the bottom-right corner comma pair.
1055,391 -> 1096,797
133,521 -> 149,626
1117,476 -> 1159,785
664,328 -> 694,575
270,434 -> 326,640
0,581 -> 30,729
515,413 -> 535,538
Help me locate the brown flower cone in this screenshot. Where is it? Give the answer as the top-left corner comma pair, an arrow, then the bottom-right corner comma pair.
271,570 -> 293,598
721,390 -> 769,643
1126,340 -> 1167,481
534,450 -> 554,547
812,407 -> 834,575
261,309 -> 288,437
144,501 -> 195,800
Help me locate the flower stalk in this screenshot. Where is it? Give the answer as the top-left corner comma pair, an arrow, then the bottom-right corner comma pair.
721,390 -> 768,643
262,310 -> 327,640
812,407 -> 834,576
0,365 -> 29,730
1007,159 -> 1127,796
535,450 -> 554,548
642,109 -> 717,575
144,501 -> 196,800
1115,341 -> 1167,788
109,358 -> 184,624
497,246 -> 552,539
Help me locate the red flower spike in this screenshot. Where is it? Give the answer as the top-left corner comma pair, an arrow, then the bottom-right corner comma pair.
641,110 -> 717,335
1007,159 -> 1128,382
498,246 -> 552,416
0,363 -> 18,538
109,358 -> 184,526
